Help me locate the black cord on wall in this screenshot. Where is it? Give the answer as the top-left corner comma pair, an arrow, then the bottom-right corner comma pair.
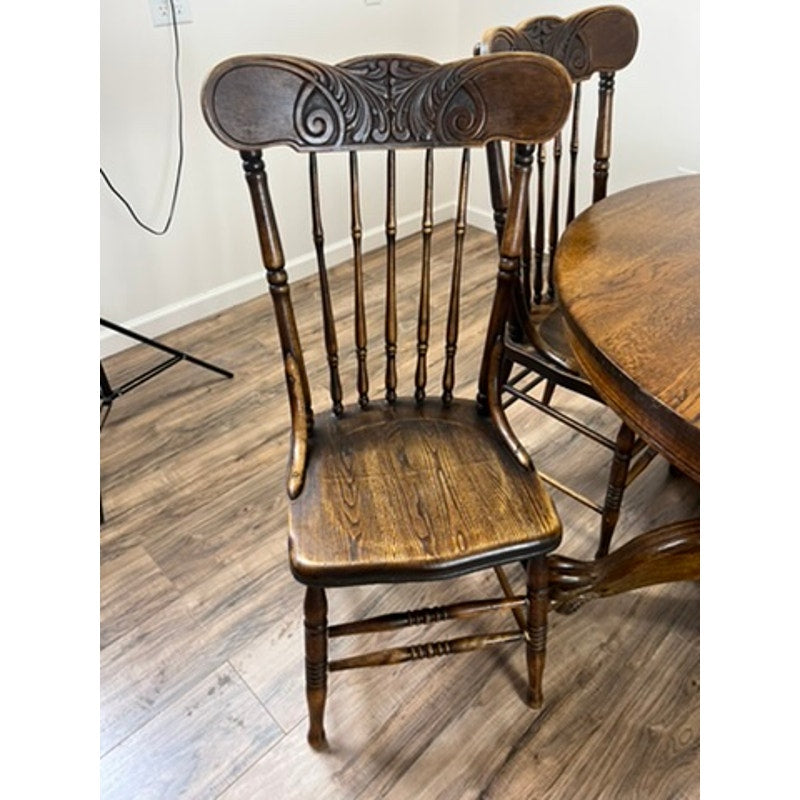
100,0 -> 184,236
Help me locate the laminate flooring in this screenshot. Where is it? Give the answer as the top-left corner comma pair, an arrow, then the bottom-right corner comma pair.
100,223 -> 700,799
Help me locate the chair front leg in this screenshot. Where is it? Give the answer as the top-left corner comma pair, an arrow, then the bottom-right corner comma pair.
525,554 -> 549,708
541,379 -> 556,407
304,585 -> 328,749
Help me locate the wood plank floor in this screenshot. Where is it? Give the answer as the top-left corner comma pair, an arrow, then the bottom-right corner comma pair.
100,222 -> 700,799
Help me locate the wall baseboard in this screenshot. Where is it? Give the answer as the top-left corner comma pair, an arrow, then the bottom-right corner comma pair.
466,205 -> 494,235
100,201 -> 497,358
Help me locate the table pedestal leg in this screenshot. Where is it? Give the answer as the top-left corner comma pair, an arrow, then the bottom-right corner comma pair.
548,518 -> 699,614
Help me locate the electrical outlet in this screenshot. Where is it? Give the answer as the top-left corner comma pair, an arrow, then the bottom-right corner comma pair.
149,0 -> 192,27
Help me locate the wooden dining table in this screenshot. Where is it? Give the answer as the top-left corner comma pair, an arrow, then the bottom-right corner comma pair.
546,174 -> 700,612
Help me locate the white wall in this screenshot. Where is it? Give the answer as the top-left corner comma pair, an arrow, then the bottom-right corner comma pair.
100,0 -> 700,356
100,0 -> 462,355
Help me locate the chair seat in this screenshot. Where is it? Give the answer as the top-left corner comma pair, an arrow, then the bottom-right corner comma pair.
505,317 -> 602,402
289,399 -> 562,586
532,306 -> 580,373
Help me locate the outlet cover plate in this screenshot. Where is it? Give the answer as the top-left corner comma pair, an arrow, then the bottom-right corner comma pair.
149,0 -> 192,27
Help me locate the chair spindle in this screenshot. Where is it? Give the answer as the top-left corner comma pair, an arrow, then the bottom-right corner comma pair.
546,131 -> 563,303
566,82 -> 582,225
517,147 -> 533,313
385,150 -> 398,404
442,148 -> 470,406
414,148 -> 434,404
593,71 -> 615,203
308,154 -> 344,416
486,141 -> 508,248
500,144 -> 535,337
521,213 -> 533,310
533,143 -> 546,304
349,151 -> 369,408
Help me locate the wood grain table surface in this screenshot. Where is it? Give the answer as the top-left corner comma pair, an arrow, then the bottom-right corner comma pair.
546,175 -> 700,616
555,174 -> 699,482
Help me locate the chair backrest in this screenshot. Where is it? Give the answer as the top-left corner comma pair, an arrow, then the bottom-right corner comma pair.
202,52 -> 572,497
479,5 -> 638,303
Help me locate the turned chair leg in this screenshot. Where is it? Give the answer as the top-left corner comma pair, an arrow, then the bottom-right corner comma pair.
525,554 -> 549,708
304,586 -> 328,749
541,379 -> 556,407
668,462 -> 688,479
596,421 -> 636,558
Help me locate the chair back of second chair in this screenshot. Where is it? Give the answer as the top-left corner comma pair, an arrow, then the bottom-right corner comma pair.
475,7 -> 650,560
479,5 -> 638,305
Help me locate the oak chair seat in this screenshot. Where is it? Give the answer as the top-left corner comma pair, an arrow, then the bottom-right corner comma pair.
526,305 -> 580,374
290,399 -> 561,587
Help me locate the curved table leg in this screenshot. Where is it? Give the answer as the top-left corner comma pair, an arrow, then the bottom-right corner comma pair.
549,518 -> 699,614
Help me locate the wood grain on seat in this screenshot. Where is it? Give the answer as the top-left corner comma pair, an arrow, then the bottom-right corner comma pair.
290,400 -> 561,586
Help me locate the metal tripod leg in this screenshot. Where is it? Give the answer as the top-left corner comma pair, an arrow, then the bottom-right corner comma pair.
100,318 -> 233,525
100,318 -> 233,383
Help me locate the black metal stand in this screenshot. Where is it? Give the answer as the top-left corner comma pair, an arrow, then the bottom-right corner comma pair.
100,317 -> 233,416
100,318 -> 233,524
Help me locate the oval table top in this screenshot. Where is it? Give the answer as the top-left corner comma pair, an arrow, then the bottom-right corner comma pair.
555,174 -> 699,481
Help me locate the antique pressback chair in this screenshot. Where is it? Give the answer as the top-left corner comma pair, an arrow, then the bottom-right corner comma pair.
478,6 -> 652,557
202,51 -> 572,748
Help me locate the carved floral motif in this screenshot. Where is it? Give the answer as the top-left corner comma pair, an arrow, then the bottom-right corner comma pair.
294,56 -> 489,147
205,52 -> 571,152
484,15 -> 589,79
482,7 -> 638,80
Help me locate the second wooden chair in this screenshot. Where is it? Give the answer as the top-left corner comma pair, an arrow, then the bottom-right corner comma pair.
479,5 -> 657,557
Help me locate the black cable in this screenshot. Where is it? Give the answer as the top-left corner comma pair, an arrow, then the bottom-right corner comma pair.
100,0 -> 184,236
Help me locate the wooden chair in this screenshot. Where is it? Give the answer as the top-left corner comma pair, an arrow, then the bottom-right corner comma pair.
202,51 -> 572,748
478,6 -> 654,558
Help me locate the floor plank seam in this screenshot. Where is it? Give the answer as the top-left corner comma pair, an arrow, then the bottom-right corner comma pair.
100,654 -> 236,759
228,659 -> 287,736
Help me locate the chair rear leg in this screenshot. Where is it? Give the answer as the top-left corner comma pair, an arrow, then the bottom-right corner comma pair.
668,462 -> 688,479
596,421 -> 636,558
525,554 -> 549,708
498,352 -> 514,392
541,379 -> 556,407
304,585 -> 328,749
